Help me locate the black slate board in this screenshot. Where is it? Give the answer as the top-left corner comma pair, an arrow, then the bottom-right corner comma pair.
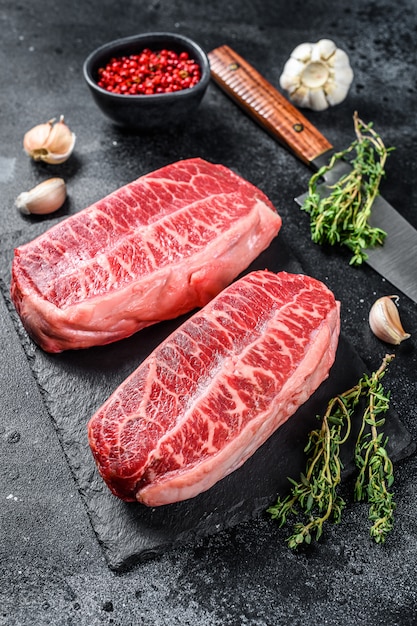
0,226 -> 414,571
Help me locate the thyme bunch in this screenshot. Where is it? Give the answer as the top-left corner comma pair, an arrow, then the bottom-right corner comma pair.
301,112 -> 394,266
268,354 -> 396,547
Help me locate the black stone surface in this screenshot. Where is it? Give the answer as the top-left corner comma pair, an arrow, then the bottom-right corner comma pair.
1,1 -> 417,624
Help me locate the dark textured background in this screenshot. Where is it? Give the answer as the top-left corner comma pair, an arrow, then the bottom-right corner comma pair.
1,1 -> 417,624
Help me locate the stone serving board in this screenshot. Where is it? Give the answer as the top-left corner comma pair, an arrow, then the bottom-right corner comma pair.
1,228 -> 414,570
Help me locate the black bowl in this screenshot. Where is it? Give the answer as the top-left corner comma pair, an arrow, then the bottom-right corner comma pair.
83,32 -> 210,130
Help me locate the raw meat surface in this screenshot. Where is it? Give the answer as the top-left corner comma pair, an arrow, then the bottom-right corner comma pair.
88,270 -> 340,506
10,158 -> 281,352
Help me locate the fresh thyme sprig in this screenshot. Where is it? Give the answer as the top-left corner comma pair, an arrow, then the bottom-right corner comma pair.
301,112 -> 394,266
267,394 -> 353,547
354,356 -> 396,543
267,354 -> 396,547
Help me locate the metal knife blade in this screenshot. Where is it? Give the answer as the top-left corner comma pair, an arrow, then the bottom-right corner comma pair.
208,44 -> 417,303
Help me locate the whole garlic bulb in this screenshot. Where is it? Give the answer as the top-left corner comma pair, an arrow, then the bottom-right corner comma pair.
23,116 -> 76,164
279,39 -> 354,111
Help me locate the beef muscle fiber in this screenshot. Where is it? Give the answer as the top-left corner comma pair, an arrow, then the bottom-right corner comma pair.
88,270 -> 340,506
10,158 -> 281,352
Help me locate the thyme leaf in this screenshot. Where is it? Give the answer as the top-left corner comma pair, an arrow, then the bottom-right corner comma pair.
301,112 -> 395,266
267,354 -> 396,547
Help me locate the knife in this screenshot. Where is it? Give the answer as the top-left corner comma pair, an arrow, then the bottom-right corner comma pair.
208,45 -> 417,304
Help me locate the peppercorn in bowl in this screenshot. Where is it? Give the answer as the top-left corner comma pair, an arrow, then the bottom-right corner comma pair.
83,32 -> 210,130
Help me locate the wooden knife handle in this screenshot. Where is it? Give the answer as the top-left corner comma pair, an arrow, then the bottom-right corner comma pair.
208,45 -> 333,165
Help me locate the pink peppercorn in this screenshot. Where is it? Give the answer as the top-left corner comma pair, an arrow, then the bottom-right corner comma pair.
97,48 -> 202,95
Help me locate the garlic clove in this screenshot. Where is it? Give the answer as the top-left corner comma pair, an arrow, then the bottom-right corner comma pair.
279,58 -> 305,89
291,42 -> 313,62
22,122 -> 53,156
324,80 -> 351,106
15,178 -> 67,215
316,39 -> 337,61
308,88 -> 329,111
23,116 -> 76,164
332,49 -> 353,71
369,295 -> 411,345
287,84 -> 311,108
310,39 -> 336,63
41,118 -> 76,164
279,72 -> 301,93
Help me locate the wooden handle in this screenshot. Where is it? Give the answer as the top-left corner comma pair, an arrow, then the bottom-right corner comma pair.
208,45 -> 333,165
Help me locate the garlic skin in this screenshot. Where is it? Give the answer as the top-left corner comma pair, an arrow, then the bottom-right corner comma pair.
279,39 -> 354,111
23,116 -> 76,164
15,178 -> 67,215
369,295 -> 411,345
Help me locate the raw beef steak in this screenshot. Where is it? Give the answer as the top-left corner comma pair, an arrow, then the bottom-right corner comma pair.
88,270 -> 340,506
10,158 -> 281,353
